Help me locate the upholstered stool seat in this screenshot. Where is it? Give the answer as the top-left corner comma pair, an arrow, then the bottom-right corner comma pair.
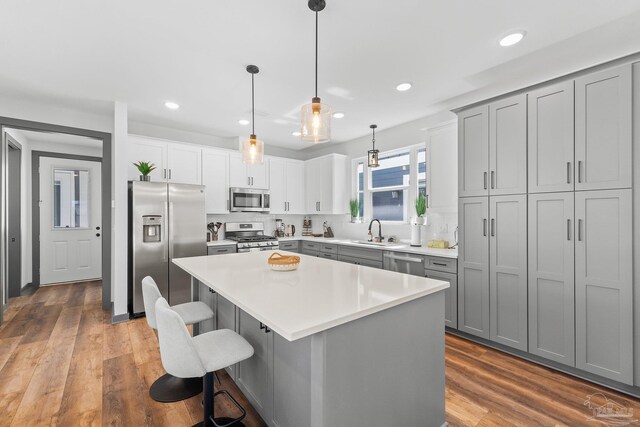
142,276 -> 214,402
156,297 -> 254,427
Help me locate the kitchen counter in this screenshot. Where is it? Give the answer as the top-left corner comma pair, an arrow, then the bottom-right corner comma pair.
206,239 -> 236,247
277,236 -> 458,258
174,251 -> 447,427
174,251 -> 449,341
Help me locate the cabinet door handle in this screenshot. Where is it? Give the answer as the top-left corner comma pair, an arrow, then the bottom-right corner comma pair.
483,172 -> 487,190
567,219 -> 571,241
433,262 -> 447,267
248,177 -> 250,186
490,218 -> 495,236
490,171 -> 495,189
426,195 -> 429,209
577,161 -> 583,183
163,169 -> 167,179
251,177 -> 254,186
578,219 -> 583,241
259,322 -> 266,330
168,169 -> 172,180
567,162 -> 571,184
483,219 -> 487,237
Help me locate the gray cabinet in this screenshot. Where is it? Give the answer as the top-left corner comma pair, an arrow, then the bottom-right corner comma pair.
217,294 -> 238,379
489,94 -> 527,196
457,197 -> 489,338
300,241 -> 320,256
197,282 -> 217,334
278,240 -> 299,253
337,246 -> 384,269
489,195 -> 527,351
425,269 -> 457,329
528,192 -> 575,366
575,64 -> 632,191
236,310 -> 274,421
575,189 -> 633,384
528,81 -> 575,194
207,244 -> 236,255
458,105 -> 489,197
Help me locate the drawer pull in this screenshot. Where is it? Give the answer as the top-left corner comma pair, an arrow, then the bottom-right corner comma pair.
432,262 -> 447,267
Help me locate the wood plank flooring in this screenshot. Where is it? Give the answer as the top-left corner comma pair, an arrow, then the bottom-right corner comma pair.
1,281 -> 638,426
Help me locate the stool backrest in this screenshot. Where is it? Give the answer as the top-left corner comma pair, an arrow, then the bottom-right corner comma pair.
155,298 -> 207,378
141,276 -> 162,329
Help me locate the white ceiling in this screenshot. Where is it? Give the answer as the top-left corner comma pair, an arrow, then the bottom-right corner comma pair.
2,0 -> 640,150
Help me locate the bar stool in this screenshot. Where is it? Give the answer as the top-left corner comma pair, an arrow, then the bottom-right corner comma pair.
155,297 -> 254,427
142,276 -> 214,402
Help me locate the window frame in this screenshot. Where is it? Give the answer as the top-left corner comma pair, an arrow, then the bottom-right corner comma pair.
352,143 -> 426,224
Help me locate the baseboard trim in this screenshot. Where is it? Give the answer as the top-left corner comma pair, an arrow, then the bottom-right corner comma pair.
111,312 -> 130,324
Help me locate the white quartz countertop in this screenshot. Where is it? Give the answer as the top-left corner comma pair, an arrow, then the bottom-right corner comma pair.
173,251 -> 449,341
277,236 -> 458,259
207,239 -> 236,247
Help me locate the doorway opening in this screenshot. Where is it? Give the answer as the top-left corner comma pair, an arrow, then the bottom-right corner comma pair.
0,118 -> 112,327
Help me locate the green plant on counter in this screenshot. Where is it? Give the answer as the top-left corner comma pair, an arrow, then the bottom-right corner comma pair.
133,161 -> 156,176
349,199 -> 360,218
415,193 -> 426,217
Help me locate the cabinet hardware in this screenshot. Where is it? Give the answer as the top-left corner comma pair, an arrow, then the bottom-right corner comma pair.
265,326 -> 271,333
567,162 -> 571,184
248,177 -> 250,186
567,219 -> 571,241
259,322 -> 265,330
426,195 -> 429,209
491,218 -> 495,236
483,219 -> 487,236
163,169 -> 167,179
433,262 -> 447,267
251,177 -> 254,186
491,171 -> 495,189
578,219 -> 583,241
577,161 -> 582,183
96,233 -> 101,237
318,202 -> 320,211
168,169 -> 172,180
483,172 -> 487,190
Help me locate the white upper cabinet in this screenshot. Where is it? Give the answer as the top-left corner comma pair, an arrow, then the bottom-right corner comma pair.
269,158 -> 305,215
458,105 -> 489,197
128,135 -> 201,184
575,64 -> 632,191
202,148 -> 229,214
305,154 -> 348,215
426,123 -> 457,212
528,81 -> 575,193
229,152 -> 269,189
128,135 -> 167,182
489,94 -> 527,195
167,143 -> 202,185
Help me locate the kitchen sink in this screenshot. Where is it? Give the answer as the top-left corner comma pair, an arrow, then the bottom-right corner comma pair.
351,241 -> 405,249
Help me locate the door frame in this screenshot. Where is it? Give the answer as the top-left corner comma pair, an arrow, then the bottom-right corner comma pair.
33,152 -> 102,287
0,117 -> 112,327
5,134 -> 22,300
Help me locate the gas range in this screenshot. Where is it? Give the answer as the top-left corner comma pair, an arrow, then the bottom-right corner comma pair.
225,222 -> 279,252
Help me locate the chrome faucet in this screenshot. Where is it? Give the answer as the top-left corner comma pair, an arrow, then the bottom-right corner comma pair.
368,219 -> 384,243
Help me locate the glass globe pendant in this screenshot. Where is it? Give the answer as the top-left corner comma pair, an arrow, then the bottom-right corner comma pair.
242,65 -> 265,164
301,0 -> 331,143
368,124 -> 379,168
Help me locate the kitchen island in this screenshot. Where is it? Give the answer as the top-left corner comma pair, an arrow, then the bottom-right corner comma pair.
173,251 -> 449,427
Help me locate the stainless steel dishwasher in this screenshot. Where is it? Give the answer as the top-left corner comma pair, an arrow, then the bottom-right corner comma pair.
383,251 -> 425,275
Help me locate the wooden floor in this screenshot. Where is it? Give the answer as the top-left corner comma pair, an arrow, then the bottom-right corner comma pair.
0,281 -> 638,426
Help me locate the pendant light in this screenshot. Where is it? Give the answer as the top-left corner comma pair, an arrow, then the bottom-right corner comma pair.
301,0 -> 332,143
368,124 -> 379,168
241,65 -> 264,164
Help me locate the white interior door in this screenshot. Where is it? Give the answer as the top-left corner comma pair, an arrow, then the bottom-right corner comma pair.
40,157 -> 102,285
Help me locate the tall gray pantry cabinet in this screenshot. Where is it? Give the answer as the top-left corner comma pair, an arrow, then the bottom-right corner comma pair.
456,59 -> 637,393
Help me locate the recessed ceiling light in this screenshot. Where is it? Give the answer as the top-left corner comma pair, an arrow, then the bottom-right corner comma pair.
499,31 -> 526,47
333,112 -> 345,119
396,82 -> 412,92
164,101 -> 180,110
238,119 -> 250,126
292,131 -> 302,137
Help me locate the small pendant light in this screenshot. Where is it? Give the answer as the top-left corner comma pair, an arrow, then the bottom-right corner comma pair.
368,124 -> 379,168
241,65 -> 264,164
301,0 -> 331,143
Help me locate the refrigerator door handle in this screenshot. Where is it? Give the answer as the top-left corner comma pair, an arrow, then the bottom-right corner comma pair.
162,202 -> 169,262
168,202 -> 174,260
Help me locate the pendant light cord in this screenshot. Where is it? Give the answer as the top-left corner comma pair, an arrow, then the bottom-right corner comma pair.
251,72 -> 255,135
372,127 -> 376,149
315,10 -> 318,98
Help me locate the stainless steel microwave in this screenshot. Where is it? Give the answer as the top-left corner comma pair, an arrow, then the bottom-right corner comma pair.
229,187 -> 270,212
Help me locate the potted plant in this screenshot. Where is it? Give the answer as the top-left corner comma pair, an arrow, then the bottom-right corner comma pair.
349,199 -> 361,223
415,193 -> 427,224
133,161 -> 156,182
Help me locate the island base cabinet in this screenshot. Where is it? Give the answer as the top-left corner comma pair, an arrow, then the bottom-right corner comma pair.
425,269 -> 457,329
217,294 -> 238,379
575,189 -> 633,385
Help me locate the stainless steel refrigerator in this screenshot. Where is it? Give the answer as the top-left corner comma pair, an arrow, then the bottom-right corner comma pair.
128,181 -> 206,316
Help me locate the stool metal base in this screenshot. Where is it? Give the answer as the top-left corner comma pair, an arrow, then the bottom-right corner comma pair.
193,419 -> 246,427
195,372 -> 247,427
150,373 -> 202,403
